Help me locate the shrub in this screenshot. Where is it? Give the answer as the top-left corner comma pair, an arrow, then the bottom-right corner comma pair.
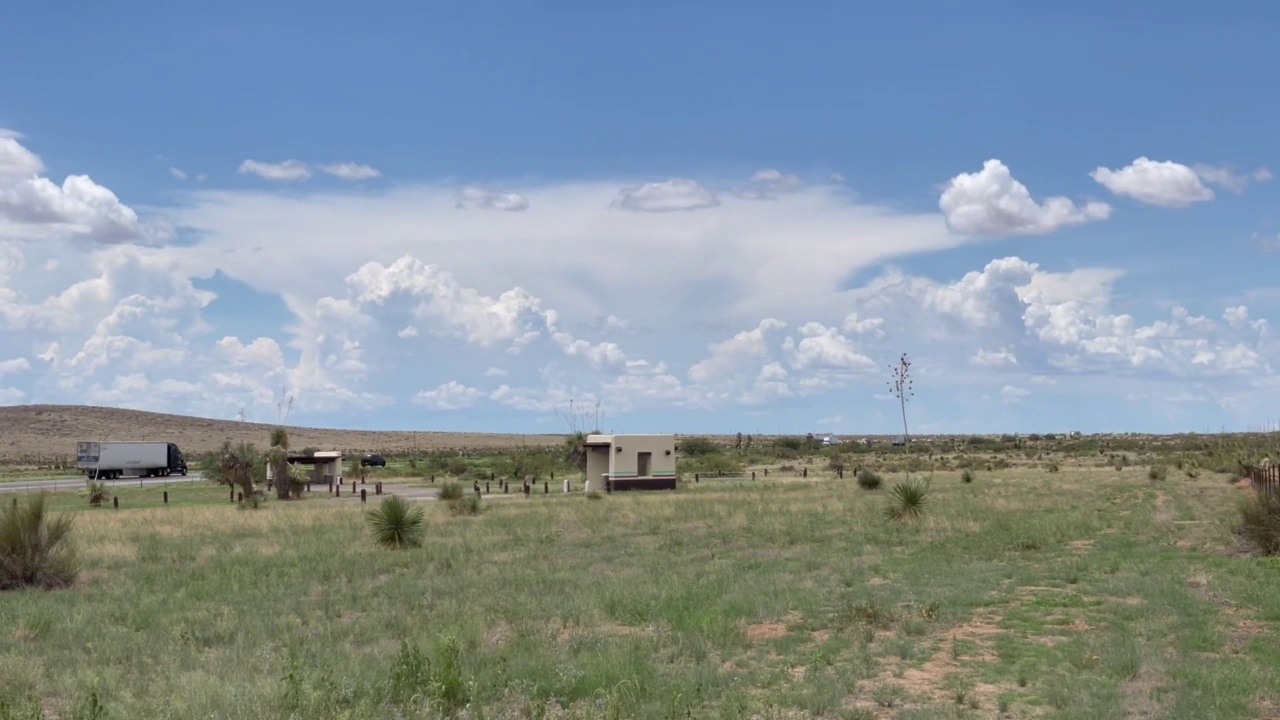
884,478 -> 930,522
437,481 -> 465,502
449,493 -> 482,517
365,495 -> 426,549
857,470 -> 883,490
1236,491 -> 1280,555
1047,460 -> 1061,473
1148,465 -> 1168,482
960,469 -> 975,484
0,493 -> 78,590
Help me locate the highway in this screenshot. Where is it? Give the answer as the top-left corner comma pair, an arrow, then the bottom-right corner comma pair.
0,473 -> 206,494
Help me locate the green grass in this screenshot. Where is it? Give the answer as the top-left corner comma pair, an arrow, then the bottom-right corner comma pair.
0,465 -> 1277,718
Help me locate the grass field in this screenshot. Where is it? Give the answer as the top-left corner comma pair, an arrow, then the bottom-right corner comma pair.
2,458 -> 1278,719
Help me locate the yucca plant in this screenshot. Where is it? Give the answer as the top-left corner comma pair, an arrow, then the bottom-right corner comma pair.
960,469 -> 975,484
78,479 -> 108,506
857,469 -> 883,490
365,495 -> 426,549
884,477 -> 931,522
0,493 -> 79,590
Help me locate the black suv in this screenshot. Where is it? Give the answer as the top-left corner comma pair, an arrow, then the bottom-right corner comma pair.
360,453 -> 386,467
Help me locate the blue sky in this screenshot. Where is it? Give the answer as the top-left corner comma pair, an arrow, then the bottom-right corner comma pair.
2,2 -> 1280,435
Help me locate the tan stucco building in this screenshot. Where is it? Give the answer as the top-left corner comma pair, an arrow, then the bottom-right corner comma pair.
583,434 -> 677,491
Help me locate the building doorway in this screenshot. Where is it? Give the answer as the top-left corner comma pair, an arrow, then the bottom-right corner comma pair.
637,451 -> 652,477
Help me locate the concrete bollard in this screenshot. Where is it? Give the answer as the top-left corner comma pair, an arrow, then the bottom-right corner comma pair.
376,481 -> 382,496
584,479 -> 591,494
163,491 -> 168,504
360,488 -> 367,504
563,479 -> 570,494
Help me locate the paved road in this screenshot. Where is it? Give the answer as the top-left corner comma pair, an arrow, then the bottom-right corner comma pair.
0,474 -> 206,494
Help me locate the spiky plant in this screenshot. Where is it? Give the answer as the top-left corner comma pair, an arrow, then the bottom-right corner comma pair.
0,493 -> 78,590
884,477 -> 931,522
366,495 -> 426,549
78,479 -> 108,506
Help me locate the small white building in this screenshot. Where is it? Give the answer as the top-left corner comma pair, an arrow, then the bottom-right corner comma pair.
268,450 -> 344,486
583,434 -> 677,491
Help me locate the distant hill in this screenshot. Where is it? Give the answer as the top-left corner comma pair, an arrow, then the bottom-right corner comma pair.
0,404 -> 565,463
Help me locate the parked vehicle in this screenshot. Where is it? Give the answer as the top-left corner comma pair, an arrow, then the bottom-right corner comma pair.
360,453 -> 386,467
76,441 -> 188,480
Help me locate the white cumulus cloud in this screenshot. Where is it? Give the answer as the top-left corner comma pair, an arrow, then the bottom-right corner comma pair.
457,185 -> 529,212
940,159 -> 1111,235
611,178 -> 719,212
1090,157 -> 1215,208
413,381 -> 484,410
237,159 -> 313,182
319,163 -> 381,181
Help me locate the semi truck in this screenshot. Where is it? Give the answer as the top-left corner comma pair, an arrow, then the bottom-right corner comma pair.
76,441 -> 188,480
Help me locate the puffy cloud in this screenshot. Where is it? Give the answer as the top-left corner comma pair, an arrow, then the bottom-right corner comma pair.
237,159 -> 312,181
319,163 -> 381,181
611,178 -> 719,212
940,159 -> 1111,235
0,135 -> 165,245
781,322 -> 875,372
413,381 -> 484,410
1090,157 -> 1214,208
688,318 -> 786,384
344,256 -> 548,349
456,185 -> 529,212
734,169 -> 803,200
0,138 -> 44,178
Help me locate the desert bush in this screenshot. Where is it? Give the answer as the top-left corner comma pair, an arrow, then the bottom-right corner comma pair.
961,469 -> 975,484
450,494 -> 483,516
884,478 -> 930,521
1236,491 -> 1280,555
0,493 -> 78,590
1148,465 -> 1168,482
438,481 -> 465,502
857,470 -> 883,490
1047,460 -> 1061,473
365,495 -> 426,549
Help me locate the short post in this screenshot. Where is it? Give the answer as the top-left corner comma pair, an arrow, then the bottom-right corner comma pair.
490,471 -> 495,482
695,473 -> 700,483
485,481 -> 490,494
544,481 -> 549,494
163,491 -> 169,504
430,474 -> 435,483
752,471 -> 756,480
606,479 -> 612,494
335,484 -> 341,497
563,478 -> 570,493
523,481 -> 530,496
237,492 -> 243,502
764,468 -> 769,477
230,489 -> 235,503
803,467 -> 808,478
113,496 -> 119,509
838,468 -> 843,479
376,481 -> 383,496
360,488 -> 367,504
718,470 -> 723,478
503,482 -> 509,494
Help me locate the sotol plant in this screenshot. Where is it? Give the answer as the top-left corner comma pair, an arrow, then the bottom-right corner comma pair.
365,495 -> 426,549
887,352 -> 915,480
884,477 -> 931,522
0,493 -> 79,590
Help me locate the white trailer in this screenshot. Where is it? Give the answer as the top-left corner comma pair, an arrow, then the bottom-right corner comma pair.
76,441 -> 188,480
